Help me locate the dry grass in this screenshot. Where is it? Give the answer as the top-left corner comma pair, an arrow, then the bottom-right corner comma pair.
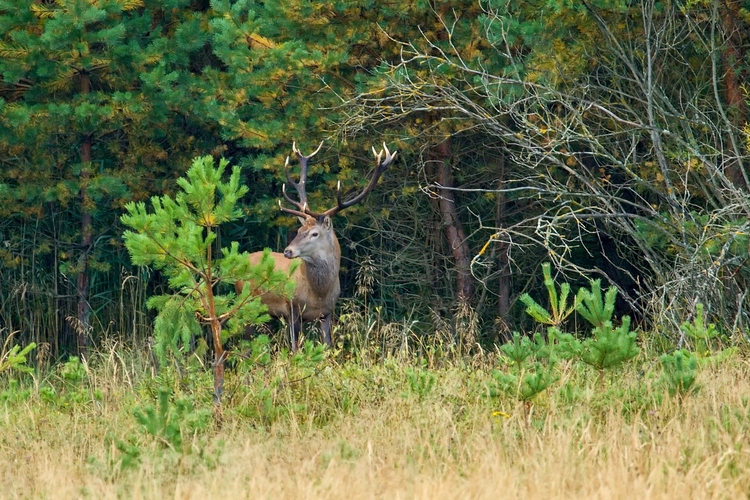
2,350 -> 750,500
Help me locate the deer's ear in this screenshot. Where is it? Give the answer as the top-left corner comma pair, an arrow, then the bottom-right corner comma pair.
297,216 -> 306,225
322,216 -> 333,230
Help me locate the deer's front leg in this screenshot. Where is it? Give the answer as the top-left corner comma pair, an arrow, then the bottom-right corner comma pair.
289,303 -> 302,352
321,313 -> 333,348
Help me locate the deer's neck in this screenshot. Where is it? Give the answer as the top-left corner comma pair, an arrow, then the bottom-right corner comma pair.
300,254 -> 339,294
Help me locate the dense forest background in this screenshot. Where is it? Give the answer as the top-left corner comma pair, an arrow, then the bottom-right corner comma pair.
1,0 -> 749,360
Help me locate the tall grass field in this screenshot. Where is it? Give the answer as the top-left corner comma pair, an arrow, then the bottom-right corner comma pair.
2,335 -> 749,500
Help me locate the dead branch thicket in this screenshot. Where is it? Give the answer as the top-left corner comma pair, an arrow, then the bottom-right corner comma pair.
337,0 -> 750,340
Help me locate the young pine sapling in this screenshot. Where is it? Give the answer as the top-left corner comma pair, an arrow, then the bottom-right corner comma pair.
575,279 -> 639,376
121,156 -> 295,411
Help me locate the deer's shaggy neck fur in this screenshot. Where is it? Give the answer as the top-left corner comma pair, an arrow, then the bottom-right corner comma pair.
299,252 -> 339,297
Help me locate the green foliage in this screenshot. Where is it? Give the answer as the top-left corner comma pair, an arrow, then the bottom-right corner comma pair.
498,331 -> 538,368
0,337 -> 36,376
490,332 -> 558,402
54,356 -> 88,396
579,317 -> 639,373
291,341 -> 327,370
574,279 -> 639,372
680,303 -> 719,356
121,155 -> 248,271
121,156 -> 294,367
59,356 -> 86,385
233,340 -> 328,426
98,386 -> 216,478
149,297 -> 204,366
235,380 -> 304,425
0,0 -> 222,353
132,389 -> 212,452
0,379 -> 33,404
490,361 -> 557,403
403,360 -> 436,400
655,303 -> 736,401
547,327 -> 583,361
498,327 -> 582,364
206,0 -> 482,150
107,434 -> 142,474
21,355 -> 107,410
660,349 -> 700,398
519,263 -> 575,327
518,265 -> 639,376
227,335 -> 273,372
576,279 -> 617,328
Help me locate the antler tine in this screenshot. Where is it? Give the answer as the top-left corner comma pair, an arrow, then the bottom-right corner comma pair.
278,198 -> 308,219
321,143 -> 397,218
293,140 -> 324,158
280,182 -> 309,218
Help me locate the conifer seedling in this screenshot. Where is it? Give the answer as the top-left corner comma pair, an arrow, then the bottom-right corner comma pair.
660,349 -> 699,398
576,278 -> 617,328
574,278 -> 639,376
579,317 -> 639,373
492,332 -> 558,412
519,262 -> 575,328
680,303 -> 718,356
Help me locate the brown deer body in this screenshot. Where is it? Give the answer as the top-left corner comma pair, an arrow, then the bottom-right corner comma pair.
239,141 -> 396,351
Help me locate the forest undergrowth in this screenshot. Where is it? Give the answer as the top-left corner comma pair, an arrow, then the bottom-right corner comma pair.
2,319 -> 750,500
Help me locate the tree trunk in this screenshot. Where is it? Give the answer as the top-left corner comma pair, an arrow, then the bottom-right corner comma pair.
77,140 -> 93,358
720,0 -> 748,187
211,317 -> 225,425
721,0 -> 746,122
77,73 -> 93,358
433,139 -> 474,304
205,236 -> 225,423
495,157 -> 512,343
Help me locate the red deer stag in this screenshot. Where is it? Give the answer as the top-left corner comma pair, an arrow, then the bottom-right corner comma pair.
240,141 -> 397,351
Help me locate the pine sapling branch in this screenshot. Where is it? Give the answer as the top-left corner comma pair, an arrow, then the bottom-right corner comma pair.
576,279 -> 617,328
519,262 -> 575,327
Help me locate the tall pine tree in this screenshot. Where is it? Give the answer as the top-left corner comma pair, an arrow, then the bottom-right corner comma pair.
0,0 -> 222,355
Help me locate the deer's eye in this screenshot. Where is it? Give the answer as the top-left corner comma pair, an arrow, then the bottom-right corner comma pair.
311,232 -> 319,237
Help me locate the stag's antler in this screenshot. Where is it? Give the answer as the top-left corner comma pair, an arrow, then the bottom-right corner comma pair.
280,141 -> 397,219
320,143 -> 397,218
279,140 -> 324,219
